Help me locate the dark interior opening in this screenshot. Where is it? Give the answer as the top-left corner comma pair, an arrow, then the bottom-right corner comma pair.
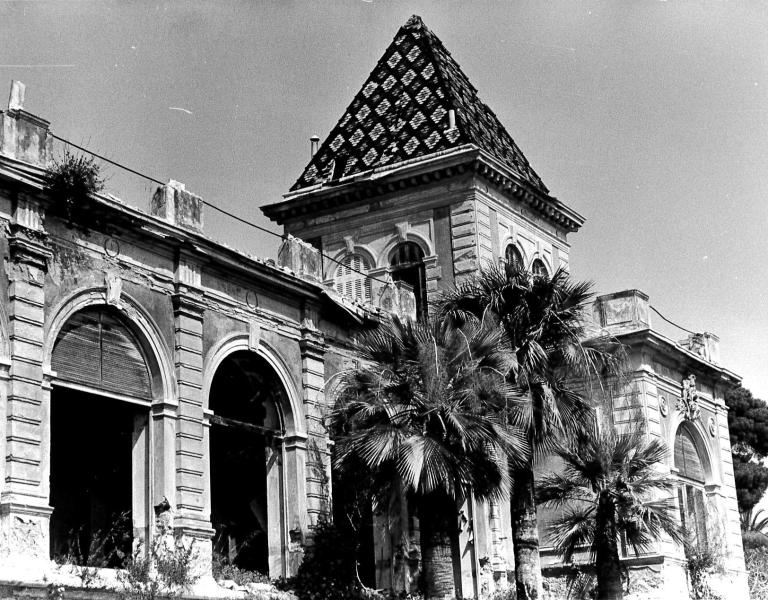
50,387 -> 143,567
390,242 -> 428,320
210,351 -> 284,575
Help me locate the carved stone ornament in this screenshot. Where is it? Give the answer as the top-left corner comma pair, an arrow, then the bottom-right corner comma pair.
659,395 -> 669,417
708,417 -> 717,437
678,374 -> 701,422
104,272 -> 122,306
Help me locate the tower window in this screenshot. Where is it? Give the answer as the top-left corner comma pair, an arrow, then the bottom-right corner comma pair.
505,244 -> 524,270
390,242 -> 427,320
532,258 -> 549,279
335,253 -> 372,302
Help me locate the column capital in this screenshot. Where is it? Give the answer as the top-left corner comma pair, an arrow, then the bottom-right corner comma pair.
8,226 -> 51,272
172,291 -> 206,319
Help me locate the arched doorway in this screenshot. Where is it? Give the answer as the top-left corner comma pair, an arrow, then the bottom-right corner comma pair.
390,242 -> 427,320
208,350 -> 288,576
674,423 -> 709,550
49,306 -> 154,567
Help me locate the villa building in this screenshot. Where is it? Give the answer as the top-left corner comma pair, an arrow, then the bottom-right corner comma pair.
0,14 -> 748,600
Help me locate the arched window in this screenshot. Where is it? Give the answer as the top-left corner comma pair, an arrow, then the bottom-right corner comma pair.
390,242 -> 428,320
49,307 -> 154,567
505,244 -> 524,270
674,425 -> 708,550
532,258 -> 549,279
334,253 -> 372,302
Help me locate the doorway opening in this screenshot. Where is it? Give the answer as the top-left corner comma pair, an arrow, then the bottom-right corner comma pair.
50,387 -> 147,566
209,350 -> 286,575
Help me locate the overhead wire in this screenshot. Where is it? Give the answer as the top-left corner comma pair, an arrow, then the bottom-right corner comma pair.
50,133 -> 392,286
47,136 -> 708,334
649,305 -> 696,335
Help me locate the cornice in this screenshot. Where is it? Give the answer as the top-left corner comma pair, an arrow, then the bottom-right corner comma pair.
263,145 -> 584,233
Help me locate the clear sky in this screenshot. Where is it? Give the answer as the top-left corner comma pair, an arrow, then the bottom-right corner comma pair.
3,1 -> 767,397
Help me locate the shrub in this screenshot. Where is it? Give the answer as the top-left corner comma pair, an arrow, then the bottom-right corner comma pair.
212,552 -> 271,586
118,532 -> 198,600
745,547 -> 768,600
742,530 -> 768,551
45,148 -> 105,226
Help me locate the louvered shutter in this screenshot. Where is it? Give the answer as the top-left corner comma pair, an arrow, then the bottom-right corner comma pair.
52,308 -> 152,401
334,254 -> 371,302
674,428 -> 705,483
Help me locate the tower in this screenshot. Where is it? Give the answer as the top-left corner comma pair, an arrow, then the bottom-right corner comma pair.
262,15 -> 584,322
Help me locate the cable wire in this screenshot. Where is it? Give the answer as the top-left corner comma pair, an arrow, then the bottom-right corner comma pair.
649,305 -> 696,335
50,133 -> 392,287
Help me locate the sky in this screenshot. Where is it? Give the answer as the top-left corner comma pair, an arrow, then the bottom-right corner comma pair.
2,1 -> 767,398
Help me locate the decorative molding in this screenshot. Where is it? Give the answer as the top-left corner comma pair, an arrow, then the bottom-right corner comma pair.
104,272 -> 122,306
343,235 -> 355,254
659,395 -> 669,417
395,221 -> 410,241
678,374 -> 701,422
708,417 -> 717,437
248,320 -> 261,351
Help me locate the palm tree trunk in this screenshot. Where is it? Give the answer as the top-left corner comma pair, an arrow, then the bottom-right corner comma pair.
594,491 -> 623,600
418,493 -> 457,600
511,466 -> 543,600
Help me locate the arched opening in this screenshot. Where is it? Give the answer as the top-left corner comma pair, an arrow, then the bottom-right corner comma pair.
209,350 -> 288,576
49,306 -> 153,567
390,242 -> 428,320
674,423 -> 709,550
335,253 -> 372,303
504,244 -> 524,271
531,258 -> 549,279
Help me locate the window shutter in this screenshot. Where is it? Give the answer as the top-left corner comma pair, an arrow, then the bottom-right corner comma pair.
334,254 -> 371,302
52,308 -> 152,401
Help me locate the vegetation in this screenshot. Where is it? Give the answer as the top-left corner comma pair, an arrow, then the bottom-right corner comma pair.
329,316 -> 527,600
537,420 -> 683,600
117,532 -> 198,600
45,148 -> 105,226
745,546 -> 768,600
437,264 -> 623,600
725,385 -> 768,513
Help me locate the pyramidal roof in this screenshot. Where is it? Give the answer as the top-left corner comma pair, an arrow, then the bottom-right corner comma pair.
290,15 -> 548,193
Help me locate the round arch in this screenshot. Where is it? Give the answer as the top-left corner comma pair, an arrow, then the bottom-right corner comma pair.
503,242 -> 526,269
325,245 -> 377,281
377,231 -> 433,269
202,333 -> 305,437
530,255 -> 552,278
671,418 -> 715,484
43,287 -> 175,404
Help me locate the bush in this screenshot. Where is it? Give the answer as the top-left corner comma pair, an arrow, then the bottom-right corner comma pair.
276,520 -> 362,600
45,149 -> 105,226
742,530 -> 768,551
212,552 -> 271,586
746,547 -> 768,600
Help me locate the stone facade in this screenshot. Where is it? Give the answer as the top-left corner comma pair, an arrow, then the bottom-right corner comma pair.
0,85 -> 372,594
537,290 -> 748,599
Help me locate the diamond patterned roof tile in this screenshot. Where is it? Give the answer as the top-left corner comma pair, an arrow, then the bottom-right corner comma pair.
291,15 -> 548,193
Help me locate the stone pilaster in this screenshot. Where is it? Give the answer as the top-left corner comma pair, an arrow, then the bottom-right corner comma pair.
298,319 -> 329,526
0,196 -> 52,565
450,197 -> 479,285
171,254 -> 213,574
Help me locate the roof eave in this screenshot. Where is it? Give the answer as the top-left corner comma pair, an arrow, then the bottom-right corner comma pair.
263,145 -> 583,232
608,328 -> 742,385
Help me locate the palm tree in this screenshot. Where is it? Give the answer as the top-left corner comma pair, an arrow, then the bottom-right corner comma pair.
437,264 -> 622,600
536,422 -> 683,600
329,316 -> 528,600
